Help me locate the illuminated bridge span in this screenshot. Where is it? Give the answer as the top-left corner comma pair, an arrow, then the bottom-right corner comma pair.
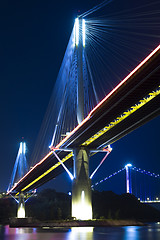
8,44 -> 160,195
6,2 -> 160,219
92,164 -> 160,203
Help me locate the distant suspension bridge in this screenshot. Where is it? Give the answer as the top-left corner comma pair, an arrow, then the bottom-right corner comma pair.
92,163 -> 160,203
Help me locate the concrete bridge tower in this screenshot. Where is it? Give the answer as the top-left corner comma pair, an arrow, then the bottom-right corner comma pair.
125,164 -> 132,194
17,142 -> 26,218
72,18 -> 92,220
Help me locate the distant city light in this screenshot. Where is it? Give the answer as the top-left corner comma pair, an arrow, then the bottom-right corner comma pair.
68,192 -> 72,196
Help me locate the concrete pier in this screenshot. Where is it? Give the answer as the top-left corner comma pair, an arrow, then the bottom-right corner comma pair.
72,147 -> 92,219
17,193 -> 25,218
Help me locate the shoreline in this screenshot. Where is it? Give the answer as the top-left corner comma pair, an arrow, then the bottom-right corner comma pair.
9,218 -> 145,228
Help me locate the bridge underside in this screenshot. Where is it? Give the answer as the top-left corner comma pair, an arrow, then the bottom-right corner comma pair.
9,46 -> 160,194
61,49 -> 160,149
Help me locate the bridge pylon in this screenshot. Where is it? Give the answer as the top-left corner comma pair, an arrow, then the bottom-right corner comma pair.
72,18 -> 92,220
125,164 -> 132,194
72,147 -> 92,219
17,142 -> 27,218
17,192 -> 25,218
76,17 -> 85,125
8,141 -> 28,218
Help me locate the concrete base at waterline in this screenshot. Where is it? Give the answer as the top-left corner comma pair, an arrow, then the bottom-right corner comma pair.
9,219 -> 145,228
9,217 -> 37,227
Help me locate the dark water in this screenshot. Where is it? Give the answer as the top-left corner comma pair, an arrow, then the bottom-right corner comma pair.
1,223 -> 160,240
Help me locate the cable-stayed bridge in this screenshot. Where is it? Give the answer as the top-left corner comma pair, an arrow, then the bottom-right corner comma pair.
6,1 -> 160,220
8,44 -> 160,192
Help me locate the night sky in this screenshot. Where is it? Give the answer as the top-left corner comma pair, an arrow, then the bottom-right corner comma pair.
0,0 -> 160,197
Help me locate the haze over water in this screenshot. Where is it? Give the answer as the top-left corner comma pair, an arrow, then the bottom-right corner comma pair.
1,224 -> 160,240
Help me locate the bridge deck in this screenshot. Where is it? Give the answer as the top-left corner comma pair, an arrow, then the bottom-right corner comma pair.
8,45 -> 160,194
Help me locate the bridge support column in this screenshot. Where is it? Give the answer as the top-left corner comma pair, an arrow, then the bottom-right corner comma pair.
72,147 -> 92,220
17,193 -> 25,218
125,164 -> 132,194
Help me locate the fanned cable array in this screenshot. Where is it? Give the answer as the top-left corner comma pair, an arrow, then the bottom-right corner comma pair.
30,0 -> 160,167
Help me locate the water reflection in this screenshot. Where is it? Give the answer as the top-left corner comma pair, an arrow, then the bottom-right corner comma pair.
2,226 -> 32,240
1,226 -> 94,240
123,226 -> 140,240
67,227 -> 93,240
1,224 -> 160,240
